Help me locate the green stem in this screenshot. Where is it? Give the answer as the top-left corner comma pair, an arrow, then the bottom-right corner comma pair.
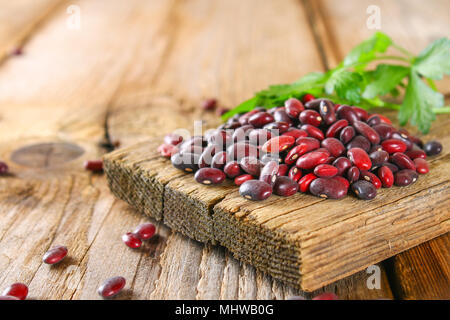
426,78 -> 438,91
433,106 -> 450,114
392,43 -> 415,58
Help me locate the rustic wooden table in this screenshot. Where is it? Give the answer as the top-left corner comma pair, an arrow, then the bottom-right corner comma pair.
0,0 -> 448,300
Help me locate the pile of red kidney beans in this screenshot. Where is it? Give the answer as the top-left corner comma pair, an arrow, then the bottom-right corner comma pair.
158,95 -> 442,201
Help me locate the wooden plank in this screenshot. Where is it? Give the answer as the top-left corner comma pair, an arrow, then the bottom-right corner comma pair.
105,0 -> 394,298
0,0 -> 65,61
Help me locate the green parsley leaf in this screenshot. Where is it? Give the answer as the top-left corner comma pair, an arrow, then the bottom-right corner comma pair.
343,32 -> 392,67
413,38 -> 450,80
325,70 -> 362,103
362,64 -> 409,99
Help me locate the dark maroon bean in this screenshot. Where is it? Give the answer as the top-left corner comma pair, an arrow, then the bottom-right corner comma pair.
326,119 -> 348,138
274,110 -> 293,124
211,151 -> 228,169
248,129 -> 272,145
334,176 -> 350,189
273,176 -> 298,197
347,166 -> 360,183
367,115 -> 381,127
260,160 -> 279,186
390,152 -> 415,170
378,166 -> 394,188
337,105 -> 359,124
288,166 -> 302,182
332,157 -> 352,176
360,171 -> 382,189
133,223 -> 156,240
382,162 -> 399,173
234,174 -> 254,186
0,161 -> 9,175
405,150 -> 427,160
346,135 -> 371,153
414,158 -> 429,174
299,110 -> 322,127
394,169 -> 418,186
2,283 -> 28,300
381,139 -> 407,154
314,164 -> 338,178
296,151 -> 329,170
260,153 -> 283,164
372,124 -> 396,141
239,180 -> 272,201
198,145 -> 219,168
319,100 -> 336,125
248,112 -> 274,128
232,125 -> 253,143
122,232 -> 142,248
224,161 -> 242,178
353,121 -> 380,145
239,157 -> 262,176
300,124 -> 324,140
347,148 -> 372,171
43,245 -> 68,264
309,177 -> 348,199
304,98 -> 326,110
326,156 -> 336,164
369,150 -> 389,167
84,160 -> 103,172
171,152 -> 199,172
201,98 -> 217,110
285,98 -> 305,118
195,168 -> 226,185
263,121 -> 290,133
238,109 -> 260,125
227,142 -> 258,161
321,138 -> 345,157
164,133 -> 183,146
295,137 -> 320,151
223,121 -> 241,130
352,107 -> 369,121
351,180 -> 377,200
423,141 -> 443,156
282,129 -> 308,140
276,164 -> 289,177
339,126 -> 356,145
391,132 -> 413,151
369,144 -> 383,153
182,136 -> 207,148
98,276 -> 126,298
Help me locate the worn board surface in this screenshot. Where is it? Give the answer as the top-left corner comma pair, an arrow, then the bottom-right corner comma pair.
0,0 -> 448,299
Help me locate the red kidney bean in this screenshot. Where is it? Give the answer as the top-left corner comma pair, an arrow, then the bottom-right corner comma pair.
201,98 -> 217,110
339,126 -> 356,145
216,107 -> 230,116
378,166 -> 394,188
360,171 -> 382,189
369,150 -> 389,167
351,180 -> 377,200
260,153 -> 282,164
304,98 -> 323,110
391,132 -> 413,151
376,114 -> 392,124
424,141 -> 443,156
239,156 -> 262,176
158,143 -> 179,158
263,121 -> 290,134
346,135 -> 371,152
261,136 -> 295,153
211,151 -> 228,169
288,166 -> 302,182
296,151 -> 329,170
43,245 -> 68,264
273,176 -> 298,197
239,109 -> 260,125
319,100 -> 337,125
302,94 -> 316,103
298,173 -> 317,193
273,110 -> 293,124
259,160 -> 279,186
122,232 -> 142,248
179,144 -> 203,155
84,160 -> 103,172
232,125 -> 253,143
182,136 -> 206,148
352,107 -> 369,121
405,150 -> 427,160
381,139 -> 407,154
321,138 -> 345,157
299,109 -> 322,127
285,98 -> 305,118
276,164 -> 289,176
171,152 -> 200,172
300,124 -> 324,140
312,292 -> 339,300
372,123 -> 396,141
332,157 -> 352,176
198,145 -> 219,168
0,161 -> 8,175
248,112 -> 274,128
369,144 -> 383,153
414,158 -> 429,174
98,276 -> 126,298
314,164 -> 338,178
337,105 -> 359,124
248,129 -> 272,146
195,168 -> 226,185
315,147 -> 331,156
394,169 -> 418,186
353,121 -> 380,145
295,137 -> 320,151
347,166 -> 360,183
2,283 -> 28,300
382,162 -> 399,173
234,174 -> 254,186
334,176 -> 350,189
239,180 -> 272,201
309,177 -> 348,199
282,129 -> 308,140
391,152 -> 415,170
227,142 -> 258,160
367,115 -> 381,127
224,161 -> 242,178
133,223 -> 156,240
164,133 -> 183,146
326,119 -> 348,138
347,148 -> 372,171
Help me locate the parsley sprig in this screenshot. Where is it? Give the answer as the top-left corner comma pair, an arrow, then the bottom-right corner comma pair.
222,32 -> 450,133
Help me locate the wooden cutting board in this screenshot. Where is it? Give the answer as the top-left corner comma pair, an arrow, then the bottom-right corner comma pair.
104,115 -> 450,291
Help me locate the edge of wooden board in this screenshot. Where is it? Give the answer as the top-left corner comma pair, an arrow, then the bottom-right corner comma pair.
103,139 -> 450,291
